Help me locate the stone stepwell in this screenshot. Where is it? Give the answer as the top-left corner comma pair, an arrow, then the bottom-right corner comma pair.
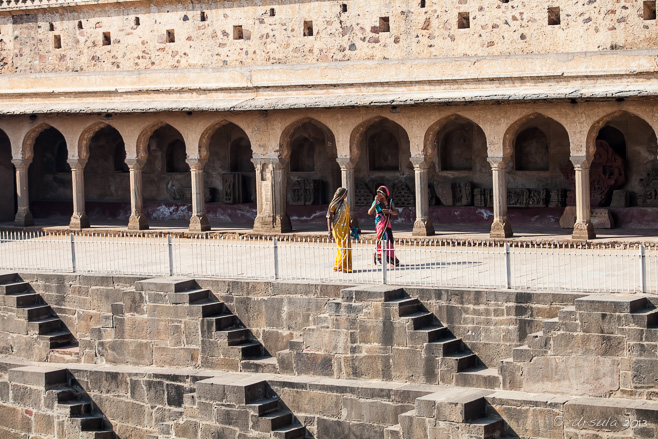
1,272 -> 658,438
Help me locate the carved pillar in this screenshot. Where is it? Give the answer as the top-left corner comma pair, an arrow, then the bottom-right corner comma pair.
68,158 -> 90,230
252,157 -> 292,233
12,159 -> 34,227
336,157 -> 358,228
571,155 -> 596,240
126,158 -> 149,231
410,156 -> 435,236
489,156 -> 513,239
187,158 -> 210,232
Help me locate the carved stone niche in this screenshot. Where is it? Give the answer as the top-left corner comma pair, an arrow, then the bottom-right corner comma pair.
221,173 -> 244,204
474,188 -> 493,208
638,161 -> 658,207
288,178 -> 321,205
432,181 -> 472,206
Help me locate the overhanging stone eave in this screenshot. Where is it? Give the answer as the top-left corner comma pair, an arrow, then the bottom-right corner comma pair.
1,87 -> 657,115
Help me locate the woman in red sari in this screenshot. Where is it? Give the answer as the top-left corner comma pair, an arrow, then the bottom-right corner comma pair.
368,185 -> 399,267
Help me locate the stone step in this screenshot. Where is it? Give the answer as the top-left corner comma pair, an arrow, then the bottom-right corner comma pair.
80,431 -> 114,439
211,314 -> 238,330
454,367 -> 501,390
196,374 -> 267,405
0,272 -> 19,284
189,301 -> 224,318
245,396 -> 281,416
511,345 -> 547,363
384,297 -> 420,318
28,317 -> 63,335
3,292 -> 41,307
408,325 -> 448,346
541,318 -> 560,334
416,388 -> 489,423
74,415 -> 105,431
629,308 -> 658,328
341,285 -> 406,303
424,337 -> 463,356
0,281 -> 31,295
168,288 -> 211,304
231,341 -> 263,360
8,366 -> 68,389
135,277 -> 196,293
288,339 -> 304,352
53,387 -> 77,403
16,304 -> 52,321
526,332 -> 551,350
58,400 -> 92,416
464,417 -> 505,438
241,356 -> 279,374
575,294 -> 648,314
272,423 -> 306,439
39,330 -> 74,349
400,311 -> 434,330
443,352 -> 478,372
251,409 -> 293,432
383,424 -> 402,439
217,328 -> 251,346
558,306 -> 577,322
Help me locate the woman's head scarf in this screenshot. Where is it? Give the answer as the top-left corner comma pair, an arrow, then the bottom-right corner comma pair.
327,187 -> 348,217
376,185 -> 390,200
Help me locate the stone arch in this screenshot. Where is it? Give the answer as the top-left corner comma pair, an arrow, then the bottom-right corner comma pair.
0,129 -> 15,221
202,121 -> 256,204
280,118 -> 339,205
351,117 -> 414,207
28,126 -> 72,215
504,113 -> 571,160
84,124 -> 129,204
21,123 -> 54,162
423,114 -> 487,164
142,124 -> 190,204
587,111 -> 658,208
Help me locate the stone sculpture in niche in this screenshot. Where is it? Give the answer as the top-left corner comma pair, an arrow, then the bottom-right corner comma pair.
221,173 -> 243,204
560,139 -> 626,207
287,178 -> 321,205
638,161 -> 658,207
452,182 -> 473,206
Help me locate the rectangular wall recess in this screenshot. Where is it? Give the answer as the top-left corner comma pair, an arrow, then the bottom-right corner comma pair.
548,7 -> 561,25
458,12 -> 470,29
644,1 -> 657,20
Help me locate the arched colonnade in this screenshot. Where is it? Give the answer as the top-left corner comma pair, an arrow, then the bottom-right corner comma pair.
1,102 -> 657,240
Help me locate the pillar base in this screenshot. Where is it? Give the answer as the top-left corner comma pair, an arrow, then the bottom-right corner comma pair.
572,221 -> 596,240
490,221 -> 513,239
69,214 -> 90,230
128,214 -> 149,231
253,214 -> 292,233
14,209 -> 34,227
189,214 -> 210,232
412,219 -> 435,236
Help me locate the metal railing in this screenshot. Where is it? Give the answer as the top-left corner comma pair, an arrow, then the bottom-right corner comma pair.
0,231 -> 656,293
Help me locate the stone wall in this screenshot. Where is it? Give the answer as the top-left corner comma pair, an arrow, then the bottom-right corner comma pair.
2,0 -> 658,74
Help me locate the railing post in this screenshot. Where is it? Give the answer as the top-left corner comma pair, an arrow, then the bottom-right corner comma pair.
70,233 -> 76,273
167,235 -> 174,276
382,239 -> 387,285
640,244 -> 646,294
273,237 -> 279,280
504,242 -> 511,289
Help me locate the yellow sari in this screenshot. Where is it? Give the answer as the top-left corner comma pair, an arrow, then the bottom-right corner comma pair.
328,201 -> 352,272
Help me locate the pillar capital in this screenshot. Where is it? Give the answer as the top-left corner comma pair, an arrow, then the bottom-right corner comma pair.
67,158 -> 88,170
336,157 -> 356,170
11,159 -> 32,171
186,157 -> 207,171
487,156 -> 510,170
125,157 -> 146,170
410,156 -> 431,170
570,155 -> 593,170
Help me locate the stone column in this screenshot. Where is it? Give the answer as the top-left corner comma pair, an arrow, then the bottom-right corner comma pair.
68,158 -> 90,230
410,156 -> 435,236
11,159 -> 34,227
252,157 -> 292,233
187,158 -> 210,232
489,156 -> 513,239
336,157 -> 358,229
571,155 -> 596,240
126,158 -> 149,230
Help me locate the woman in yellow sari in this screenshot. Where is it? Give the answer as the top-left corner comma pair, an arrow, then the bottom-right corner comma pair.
326,187 -> 352,273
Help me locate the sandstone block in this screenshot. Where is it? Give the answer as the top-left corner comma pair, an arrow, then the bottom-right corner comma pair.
8,366 -> 67,389
9,383 -> 43,407
0,403 -> 32,433
317,417 -> 385,439
342,396 -> 413,425
552,333 -> 625,357
292,352 -> 334,377
135,277 -> 196,293
416,389 -> 488,422
97,340 -> 153,366
340,286 -> 405,303
575,295 -> 647,314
